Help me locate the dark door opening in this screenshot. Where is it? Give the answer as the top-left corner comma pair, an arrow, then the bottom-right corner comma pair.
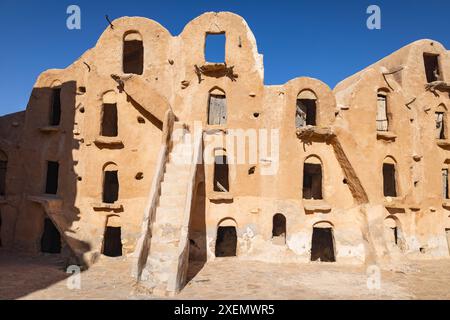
311,227 -> 335,262
214,156 -> 229,192
383,163 -> 397,197
103,226 -> 122,257
50,88 -> 61,126
45,161 -> 59,195
101,103 -> 118,137
423,53 -> 441,83
123,40 -> 144,75
215,226 -> 237,257
272,214 -> 286,245
40,218 -> 61,254
303,163 -> 323,199
103,171 -> 119,203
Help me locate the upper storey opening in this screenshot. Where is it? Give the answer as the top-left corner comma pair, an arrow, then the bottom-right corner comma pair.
423,53 -> 441,83
123,32 -> 144,75
205,32 -> 226,63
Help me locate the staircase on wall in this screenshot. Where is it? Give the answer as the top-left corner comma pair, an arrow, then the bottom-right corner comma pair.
134,119 -> 202,296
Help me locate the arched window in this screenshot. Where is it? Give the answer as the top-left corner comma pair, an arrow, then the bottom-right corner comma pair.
208,88 -> 227,125
376,90 -> 389,132
383,157 -> 398,197
311,221 -> 335,262
103,163 -> 119,204
303,156 -> 323,200
435,104 -> 447,139
296,90 -> 317,128
123,32 -> 144,75
213,148 -> 229,192
272,214 -> 286,245
215,218 -> 237,257
0,151 -> 7,196
384,216 -> 403,250
101,91 -> 118,137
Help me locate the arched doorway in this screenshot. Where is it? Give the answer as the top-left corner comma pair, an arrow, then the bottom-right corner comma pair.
272,214 -> 286,245
102,215 -> 122,257
215,218 -> 237,257
311,221 -> 335,262
384,215 -> 403,251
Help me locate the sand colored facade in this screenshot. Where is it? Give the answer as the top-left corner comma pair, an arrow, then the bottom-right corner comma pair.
0,12 -> 449,295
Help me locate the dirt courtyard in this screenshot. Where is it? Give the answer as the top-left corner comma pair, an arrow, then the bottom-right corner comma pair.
0,249 -> 449,300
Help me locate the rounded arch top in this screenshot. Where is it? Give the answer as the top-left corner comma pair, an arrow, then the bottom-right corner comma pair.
209,87 -> 226,96
102,91 -> 117,104
218,217 -> 237,228
384,215 -> 400,228
383,156 -> 397,165
123,31 -> 143,42
436,103 -> 448,112
304,155 -> 323,165
297,89 -> 318,100
313,221 -> 334,229
103,162 -> 118,171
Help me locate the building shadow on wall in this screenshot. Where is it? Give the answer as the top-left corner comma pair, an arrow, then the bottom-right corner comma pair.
0,81 -> 92,299
186,164 -> 207,284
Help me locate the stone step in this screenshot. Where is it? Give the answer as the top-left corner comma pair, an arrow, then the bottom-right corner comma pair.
160,180 -> 187,195
159,194 -> 186,207
155,206 -> 183,224
165,162 -> 191,173
164,169 -> 190,178
163,172 -> 190,183
152,224 -> 182,241
168,154 -> 194,165
149,240 -> 180,253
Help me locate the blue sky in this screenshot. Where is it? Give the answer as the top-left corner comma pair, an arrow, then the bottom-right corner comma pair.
0,0 -> 449,116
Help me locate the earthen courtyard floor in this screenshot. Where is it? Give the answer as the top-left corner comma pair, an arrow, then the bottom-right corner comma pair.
1,249 -> 449,300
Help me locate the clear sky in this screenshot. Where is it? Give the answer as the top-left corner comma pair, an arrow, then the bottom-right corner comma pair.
0,0 -> 449,116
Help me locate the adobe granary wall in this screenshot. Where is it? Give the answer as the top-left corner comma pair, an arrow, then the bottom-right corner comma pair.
0,12 -> 449,295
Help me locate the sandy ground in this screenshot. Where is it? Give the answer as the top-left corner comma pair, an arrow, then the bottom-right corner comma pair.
0,249 -> 449,300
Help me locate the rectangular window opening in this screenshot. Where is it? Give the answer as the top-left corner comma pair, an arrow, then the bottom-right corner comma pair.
208,95 -> 227,125
383,163 -> 397,197
101,103 -> 118,137
296,99 -> 317,128
123,40 -> 144,75
0,161 -> 6,196
303,163 -> 323,200
436,112 -> 445,139
45,161 -> 59,195
376,94 -> 388,132
424,53 -> 441,83
50,88 -> 61,126
213,155 -> 229,192
205,33 -> 226,63
103,171 -> 119,204
442,168 -> 449,199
